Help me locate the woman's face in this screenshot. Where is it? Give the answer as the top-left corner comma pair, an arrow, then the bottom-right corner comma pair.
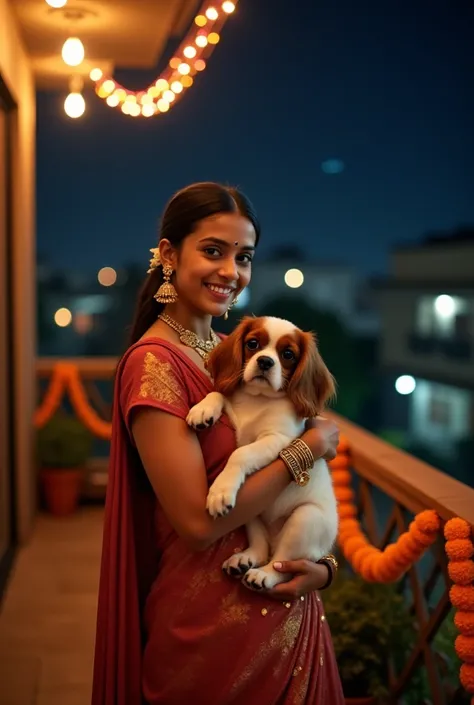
165,212 -> 257,318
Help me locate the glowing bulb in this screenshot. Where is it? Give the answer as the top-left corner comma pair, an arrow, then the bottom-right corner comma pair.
194,59 -> 206,72
141,104 -> 156,117
54,307 -> 72,327
64,92 -> 85,118
171,81 -> 184,93
169,57 -> 181,69
121,103 -> 131,115
163,90 -> 175,103
195,35 -> 208,48
125,94 -> 137,103
284,268 -> 304,288
46,0 -> 68,7
102,79 -> 115,94
89,68 -> 103,82
395,375 -> 416,395
106,94 -> 119,107
157,99 -> 170,112
61,37 -> 84,67
183,45 -> 197,59
98,267 -> 117,287
208,32 -> 220,44
222,1 -> 236,12
195,14 -> 207,26
178,63 -> 191,75
155,78 -> 169,92
129,104 -> 141,117
181,75 -> 193,88
115,88 -> 127,101
434,294 -> 456,318
206,7 -> 218,20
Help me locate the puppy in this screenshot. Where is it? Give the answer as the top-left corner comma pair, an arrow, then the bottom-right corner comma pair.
186,316 -> 338,590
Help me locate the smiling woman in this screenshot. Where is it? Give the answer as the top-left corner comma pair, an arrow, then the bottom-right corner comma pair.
92,182 -> 344,705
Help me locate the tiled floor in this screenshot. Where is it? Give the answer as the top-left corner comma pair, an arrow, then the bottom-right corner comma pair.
0,507 -> 104,705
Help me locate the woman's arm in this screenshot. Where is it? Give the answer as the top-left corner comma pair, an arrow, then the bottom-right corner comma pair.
132,409 -> 339,552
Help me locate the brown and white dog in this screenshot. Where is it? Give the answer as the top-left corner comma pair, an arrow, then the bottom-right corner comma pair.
186,316 -> 338,590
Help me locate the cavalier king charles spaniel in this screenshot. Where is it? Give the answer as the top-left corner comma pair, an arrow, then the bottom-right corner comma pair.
186,316 -> 338,590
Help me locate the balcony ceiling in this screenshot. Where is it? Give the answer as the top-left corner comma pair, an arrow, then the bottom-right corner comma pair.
11,0 -> 198,89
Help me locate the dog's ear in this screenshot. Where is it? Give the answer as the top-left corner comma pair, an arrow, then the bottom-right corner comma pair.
286,331 -> 336,418
206,317 -> 255,396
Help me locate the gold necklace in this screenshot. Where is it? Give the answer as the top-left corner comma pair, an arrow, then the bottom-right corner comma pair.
158,313 -> 221,361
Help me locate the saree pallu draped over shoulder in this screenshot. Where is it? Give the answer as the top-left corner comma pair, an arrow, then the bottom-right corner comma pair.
92,338 -> 344,705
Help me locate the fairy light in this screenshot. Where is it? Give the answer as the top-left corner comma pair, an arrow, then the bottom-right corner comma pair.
89,0 -> 238,117
195,34 -> 208,48
183,45 -> 197,59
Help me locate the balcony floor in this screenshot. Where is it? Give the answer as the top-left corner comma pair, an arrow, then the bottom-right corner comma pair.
0,507 -> 103,705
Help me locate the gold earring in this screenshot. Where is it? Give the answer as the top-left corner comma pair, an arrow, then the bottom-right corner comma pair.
154,263 -> 178,304
224,296 -> 239,321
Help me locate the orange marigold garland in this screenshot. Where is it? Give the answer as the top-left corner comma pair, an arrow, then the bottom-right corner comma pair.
330,441 -> 440,583
444,518 -> 474,700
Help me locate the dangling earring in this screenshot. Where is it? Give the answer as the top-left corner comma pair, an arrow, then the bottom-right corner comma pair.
224,295 -> 239,321
154,263 -> 178,304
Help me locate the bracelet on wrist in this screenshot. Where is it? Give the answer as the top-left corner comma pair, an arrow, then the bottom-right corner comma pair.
279,438 -> 315,486
316,553 -> 338,590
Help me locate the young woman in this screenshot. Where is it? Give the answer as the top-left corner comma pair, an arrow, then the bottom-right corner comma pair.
92,182 -> 345,705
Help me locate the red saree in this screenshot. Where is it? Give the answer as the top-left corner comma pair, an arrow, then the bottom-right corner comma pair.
92,338 -> 344,705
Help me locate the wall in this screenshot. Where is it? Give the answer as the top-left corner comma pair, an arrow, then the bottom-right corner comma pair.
0,0 -> 37,542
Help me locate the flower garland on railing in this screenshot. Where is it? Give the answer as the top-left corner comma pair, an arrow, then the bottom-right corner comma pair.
34,363 -> 112,440
35,363 -> 474,700
329,440 -> 474,703
444,518 -> 474,700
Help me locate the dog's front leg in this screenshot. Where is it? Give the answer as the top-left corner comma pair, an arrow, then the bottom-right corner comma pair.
186,392 -> 226,430
206,433 -> 288,518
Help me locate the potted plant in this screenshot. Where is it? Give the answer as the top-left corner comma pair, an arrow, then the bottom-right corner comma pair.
323,571 -> 414,704
36,412 -> 93,516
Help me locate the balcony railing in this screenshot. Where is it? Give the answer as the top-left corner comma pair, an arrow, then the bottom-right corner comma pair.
408,333 -> 472,361
36,358 -> 474,704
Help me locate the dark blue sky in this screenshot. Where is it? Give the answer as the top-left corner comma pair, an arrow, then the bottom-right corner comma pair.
37,0 -> 474,276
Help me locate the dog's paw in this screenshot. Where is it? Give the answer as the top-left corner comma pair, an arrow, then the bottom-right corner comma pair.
243,566 -> 283,591
186,399 -> 219,431
206,473 -> 241,518
223,549 -> 266,577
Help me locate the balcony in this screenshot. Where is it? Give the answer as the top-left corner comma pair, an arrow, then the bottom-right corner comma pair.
408,333 -> 472,361
19,357 -> 474,704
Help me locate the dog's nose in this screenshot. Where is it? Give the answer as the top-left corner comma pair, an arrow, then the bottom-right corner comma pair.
257,355 -> 275,371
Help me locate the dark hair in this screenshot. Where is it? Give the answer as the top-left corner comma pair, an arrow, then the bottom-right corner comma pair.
127,182 -> 261,345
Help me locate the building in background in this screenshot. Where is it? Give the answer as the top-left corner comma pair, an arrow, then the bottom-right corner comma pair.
376,229 -> 474,466
237,247 -> 379,337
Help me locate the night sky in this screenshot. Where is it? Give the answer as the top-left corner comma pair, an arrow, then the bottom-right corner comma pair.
36,0 -> 474,277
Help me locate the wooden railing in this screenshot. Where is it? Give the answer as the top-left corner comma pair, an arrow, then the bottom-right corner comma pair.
36,358 -> 474,704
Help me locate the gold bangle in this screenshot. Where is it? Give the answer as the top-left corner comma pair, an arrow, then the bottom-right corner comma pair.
279,439 -> 314,486
317,554 -> 338,589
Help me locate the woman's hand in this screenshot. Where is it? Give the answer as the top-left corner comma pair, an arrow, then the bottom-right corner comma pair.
302,417 -> 340,461
265,560 -> 330,601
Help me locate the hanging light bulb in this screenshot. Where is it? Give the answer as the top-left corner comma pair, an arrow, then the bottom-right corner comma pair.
64,92 -> 85,118
61,37 -> 85,67
46,0 -> 68,7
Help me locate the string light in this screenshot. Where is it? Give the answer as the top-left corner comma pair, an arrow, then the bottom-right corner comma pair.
61,37 -> 85,67
45,0 -> 68,7
89,0 -> 239,118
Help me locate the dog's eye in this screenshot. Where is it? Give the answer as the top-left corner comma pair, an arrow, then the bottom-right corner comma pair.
281,348 -> 296,361
246,338 -> 259,350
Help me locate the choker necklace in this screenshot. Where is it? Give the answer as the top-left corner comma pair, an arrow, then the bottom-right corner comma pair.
158,313 -> 221,361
